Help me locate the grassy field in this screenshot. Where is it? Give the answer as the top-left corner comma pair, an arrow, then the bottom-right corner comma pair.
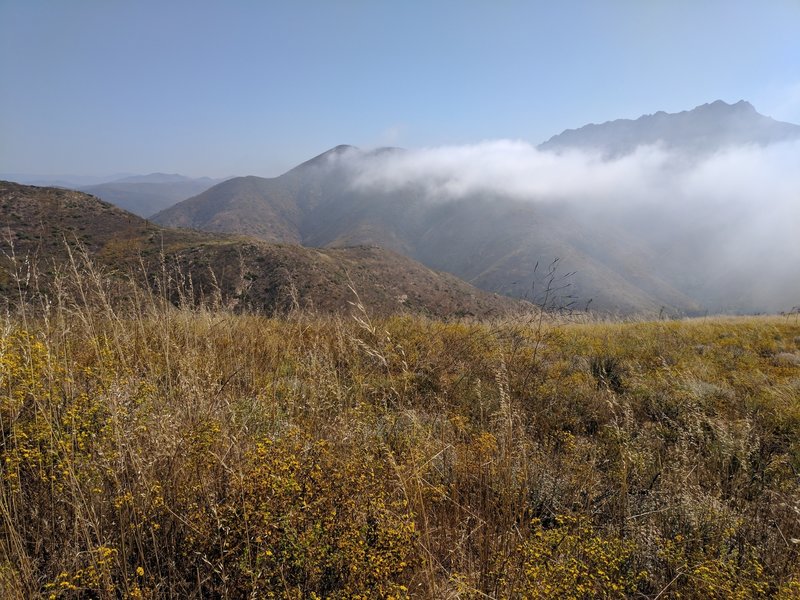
1,265 -> 799,598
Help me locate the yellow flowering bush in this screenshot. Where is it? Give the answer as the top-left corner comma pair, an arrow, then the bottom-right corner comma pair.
2,264 -> 800,598
657,533 -> 771,599
190,430 -> 416,598
519,515 -> 644,599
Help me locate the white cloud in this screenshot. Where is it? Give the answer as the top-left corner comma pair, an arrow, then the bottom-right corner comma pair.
329,139 -> 800,310
339,139 -> 800,215
342,140 -> 671,202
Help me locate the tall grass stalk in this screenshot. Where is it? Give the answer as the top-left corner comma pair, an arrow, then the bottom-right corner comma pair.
0,252 -> 799,598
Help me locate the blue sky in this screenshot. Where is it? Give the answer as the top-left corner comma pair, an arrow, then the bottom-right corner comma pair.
1,0 -> 799,178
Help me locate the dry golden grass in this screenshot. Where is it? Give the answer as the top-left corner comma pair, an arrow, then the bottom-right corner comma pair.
1,258 -> 799,598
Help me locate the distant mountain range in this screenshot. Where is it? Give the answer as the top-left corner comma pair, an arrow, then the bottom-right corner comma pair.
6,100 -> 798,315
77,174 -> 225,217
151,100 -> 800,315
0,172 -> 226,218
0,173 -> 136,188
114,173 -> 217,184
0,181 -> 520,317
152,149 -> 690,314
539,100 -> 800,156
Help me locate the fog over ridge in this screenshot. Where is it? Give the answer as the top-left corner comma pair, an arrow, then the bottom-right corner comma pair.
334,139 -> 797,207
328,139 -> 800,312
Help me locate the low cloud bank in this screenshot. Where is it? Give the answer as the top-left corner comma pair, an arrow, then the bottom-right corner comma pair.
331,140 -> 800,312
345,140 -> 672,202
338,139 -> 799,211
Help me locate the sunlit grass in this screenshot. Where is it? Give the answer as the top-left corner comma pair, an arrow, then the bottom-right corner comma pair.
1,259 -> 799,598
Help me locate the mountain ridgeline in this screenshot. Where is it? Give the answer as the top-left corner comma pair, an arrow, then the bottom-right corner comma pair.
0,172 -> 224,218
539,100 -> 800,156
0,181 -> 520,318
77,173 -> 223,217
153,101 -> 800,315
152,146 -> 692,314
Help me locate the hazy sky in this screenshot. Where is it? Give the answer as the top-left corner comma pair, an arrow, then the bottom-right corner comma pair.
1,0 -> 799,178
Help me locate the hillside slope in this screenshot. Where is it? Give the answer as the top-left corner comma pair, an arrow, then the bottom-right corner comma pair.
0,181 -> 519,317
153,151 -> 699,315
152,101 -> 800,315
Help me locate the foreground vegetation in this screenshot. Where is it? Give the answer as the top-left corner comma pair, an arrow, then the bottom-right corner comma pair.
1,264 -> 800,598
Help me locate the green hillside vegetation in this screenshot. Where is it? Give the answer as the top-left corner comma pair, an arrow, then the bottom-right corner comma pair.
1,255 -> 799,598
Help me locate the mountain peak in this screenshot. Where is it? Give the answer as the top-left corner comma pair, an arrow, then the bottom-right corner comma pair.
694,99 -> 755,114
539,100 -> 800,156
288,145 -> 359,173
318,144 -> 358,159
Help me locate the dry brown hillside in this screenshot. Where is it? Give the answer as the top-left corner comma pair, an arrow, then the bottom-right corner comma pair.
0,181 -> 520,318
